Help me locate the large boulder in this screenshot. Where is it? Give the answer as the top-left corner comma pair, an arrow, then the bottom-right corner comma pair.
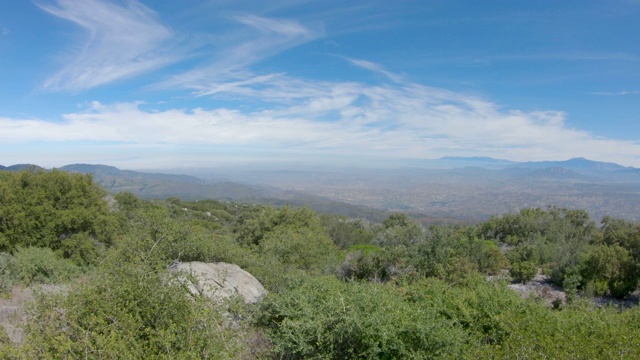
169,262 -> 266,304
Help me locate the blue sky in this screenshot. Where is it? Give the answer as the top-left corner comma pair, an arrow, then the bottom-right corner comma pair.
1,0 -> 640,169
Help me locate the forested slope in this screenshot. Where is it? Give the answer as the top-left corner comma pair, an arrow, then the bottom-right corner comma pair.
0,168 -> 639,358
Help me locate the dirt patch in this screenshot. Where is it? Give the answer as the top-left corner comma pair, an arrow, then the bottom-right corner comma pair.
508,273 -> 566,306
505,272 -> 639,309
0,284 -> 67,345
592,291 -> 639,310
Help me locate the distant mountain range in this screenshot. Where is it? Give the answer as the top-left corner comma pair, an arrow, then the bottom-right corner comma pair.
516,157 -> 627,171
2,157 -> 639,223
433,156 -> 630,171
0,163 -> 392,222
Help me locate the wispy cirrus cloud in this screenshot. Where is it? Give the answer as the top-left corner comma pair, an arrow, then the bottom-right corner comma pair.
589,90 -> 640,96
160,14 -> 322,95
37,0 -> 180,91
344,57 -> 405,83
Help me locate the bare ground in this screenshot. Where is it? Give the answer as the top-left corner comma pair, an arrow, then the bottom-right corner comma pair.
506,272 -> 639,309
507,273 -> 566,306
0,284 -> 67,345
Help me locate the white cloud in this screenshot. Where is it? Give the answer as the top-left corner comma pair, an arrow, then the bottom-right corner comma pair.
3,73 -> 640,167
160,14 -> 322,93
38,0 -> 180,91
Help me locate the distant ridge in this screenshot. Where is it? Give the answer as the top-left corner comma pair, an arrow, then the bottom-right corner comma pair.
4,164 -> 44,171
0,163 -> 391,222
56,164 -> 260,200
59,163 -> 206,184
517,157 -> 628,171
2,157 -> 633,175
421,156 -> 634,172
438,156 -> 515,163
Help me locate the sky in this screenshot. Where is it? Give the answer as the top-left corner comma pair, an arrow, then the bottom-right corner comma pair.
1,0 -> 640,170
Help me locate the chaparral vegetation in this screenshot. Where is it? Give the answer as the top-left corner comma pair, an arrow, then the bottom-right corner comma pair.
1,168 -> 639,358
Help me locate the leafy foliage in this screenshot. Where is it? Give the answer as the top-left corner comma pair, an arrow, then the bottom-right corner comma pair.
0,169 -> 117,265
238,207 -> 339,272
510,260 -> 538,283
0,253 -> 13,294
11,246 -> 81,286
257,275 -> 468,359
17,261 -> 249,358
321,214 -> 375,249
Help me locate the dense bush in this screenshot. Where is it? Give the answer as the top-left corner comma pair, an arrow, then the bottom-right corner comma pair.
0,169 -> 117,265
338,244 -> 387,281
483,303 -> 640,359
321,214 -> 375,249
14,261 -> 249,358
510,260 -> 538,283
581,244 -> 636,297
374,213 -> 423,246
0,253 -> 13,294
257,275 -> 468,359
11,246 -> 81,285
238,207 -> 339,273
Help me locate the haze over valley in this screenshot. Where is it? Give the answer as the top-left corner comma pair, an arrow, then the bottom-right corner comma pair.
4,156 -> 638,224
220,157 -> 640,222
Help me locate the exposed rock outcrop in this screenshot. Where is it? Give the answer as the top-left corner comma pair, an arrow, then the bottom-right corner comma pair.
169,262 -> 266,304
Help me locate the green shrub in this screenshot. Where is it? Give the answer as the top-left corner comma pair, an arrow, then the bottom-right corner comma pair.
443,256 -> 482,285
581,244 -> 637,298
375,213 -> 423,247
0,169 -> 117,257
0,325 -> 10,347
0,252 -> 13,294
259,226 -> 338,272
11,247 -> 81,285
58,232 -> 103,267
18,261 -> 249,358
485,302 -> 640,358
478,241 -> 510,275
257,274 -> 468,359
338,245 -> 388,281
404,277 -> 530,347
510,260 -> 538,284
563,272 -> 582,304
321,215 -> 375,249
237,207 -> 339,274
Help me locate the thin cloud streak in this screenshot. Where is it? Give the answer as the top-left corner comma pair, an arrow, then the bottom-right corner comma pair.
344,57 -> 405,83
160,14 -> 322,95
37,0 -> 180,91
589,90 -> 640,96
234,15 -> 314,38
